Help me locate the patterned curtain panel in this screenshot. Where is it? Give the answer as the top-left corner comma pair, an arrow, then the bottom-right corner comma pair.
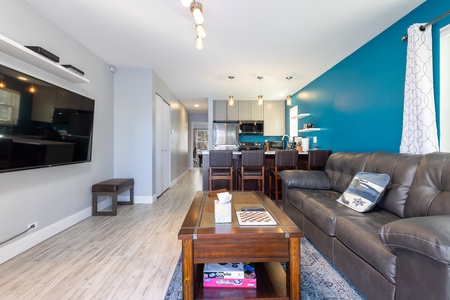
400,24 -> 439,154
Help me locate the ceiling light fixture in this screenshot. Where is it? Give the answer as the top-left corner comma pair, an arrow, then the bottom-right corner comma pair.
183,0 -> 206,49
195,24 -> 206,38
286,76 -> 293,106
228,76 -> 235,106
257,76 -> 264,106
180,0 -> 193,7
190,1 -> 204,24
195,36 -> 203,49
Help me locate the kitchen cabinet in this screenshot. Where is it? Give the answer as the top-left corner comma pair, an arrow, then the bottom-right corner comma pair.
213,100 -> 227,121
227,101 -> 239,121
251,101 -> 264,120
264,101 -> 285,136
238,101 -> 250,120
239,101 -> 263,120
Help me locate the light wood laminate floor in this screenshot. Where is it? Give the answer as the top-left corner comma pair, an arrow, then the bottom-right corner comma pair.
0,168 -> 203,300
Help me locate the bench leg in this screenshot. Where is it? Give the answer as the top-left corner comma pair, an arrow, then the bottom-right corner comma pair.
117,186 -> 134,205
92,192 -> 117,216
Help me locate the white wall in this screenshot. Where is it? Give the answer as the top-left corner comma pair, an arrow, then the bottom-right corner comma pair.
0,0 -> 114,263
114,68 -> 189,203
114,68 -> 153,202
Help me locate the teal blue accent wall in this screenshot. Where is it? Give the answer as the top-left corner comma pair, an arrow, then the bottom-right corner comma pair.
286,0 -> 450,153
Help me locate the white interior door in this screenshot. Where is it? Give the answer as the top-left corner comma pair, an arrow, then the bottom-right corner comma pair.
156,94 -> 171,196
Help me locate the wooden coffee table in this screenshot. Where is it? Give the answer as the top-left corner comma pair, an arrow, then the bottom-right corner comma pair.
178,191 -> 304,300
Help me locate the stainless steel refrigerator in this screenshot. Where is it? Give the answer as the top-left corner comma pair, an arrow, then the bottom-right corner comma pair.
212,122 -> 239,150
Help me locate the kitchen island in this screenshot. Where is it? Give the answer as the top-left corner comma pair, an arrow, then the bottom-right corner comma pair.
201,151 -> 310,192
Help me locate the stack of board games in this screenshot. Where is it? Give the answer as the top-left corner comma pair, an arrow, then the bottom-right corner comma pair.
203,262 -> 256,288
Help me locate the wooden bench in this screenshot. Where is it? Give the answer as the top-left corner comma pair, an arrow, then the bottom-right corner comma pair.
92,178 -> 134,216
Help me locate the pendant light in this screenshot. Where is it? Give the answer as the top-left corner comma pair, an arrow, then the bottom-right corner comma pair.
180,0 -> 192,7
228,76 -> 235,106
190,1 -> 204,24
286,76 -> 293,106
257,76 -> 263,106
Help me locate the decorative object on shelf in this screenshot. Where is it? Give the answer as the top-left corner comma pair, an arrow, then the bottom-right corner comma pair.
286,76 -> 293,106
61,64 -> 85,76
25,46 -> 60,62
180,0 -> 205,49
228,75 -> 235,106
257,76 -> 263,106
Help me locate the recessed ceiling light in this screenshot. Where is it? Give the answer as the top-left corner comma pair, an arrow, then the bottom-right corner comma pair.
194,104 -> 199,107
17,76 -> 28,81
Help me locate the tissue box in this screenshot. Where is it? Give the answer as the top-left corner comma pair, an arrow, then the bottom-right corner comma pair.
215,200 -> 232,223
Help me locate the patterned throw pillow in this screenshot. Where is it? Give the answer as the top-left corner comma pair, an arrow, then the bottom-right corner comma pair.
337,172 -> 390,212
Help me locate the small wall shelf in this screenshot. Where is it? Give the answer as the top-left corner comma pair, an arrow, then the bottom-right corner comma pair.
299,128 -> 321,133
292,113 -> 310,119
0,34 -> 90,83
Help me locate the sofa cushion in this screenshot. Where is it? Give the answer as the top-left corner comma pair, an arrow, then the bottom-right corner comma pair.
325,152 -> 372,193
335,211 -> 400,284
337,172 -> 390,212
405,152 -> 450,218
279,170 -> 332,190
364,152 -> 421,218
302,193 -> 361,236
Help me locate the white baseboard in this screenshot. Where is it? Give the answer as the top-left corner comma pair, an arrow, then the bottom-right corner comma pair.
0,206 -> 93,265
0,194 -> 156,265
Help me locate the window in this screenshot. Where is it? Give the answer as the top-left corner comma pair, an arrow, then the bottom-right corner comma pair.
195,129 -> 208,152
289,105 -> 298,139
0,89 -> 20,126
440,25 -> 450,151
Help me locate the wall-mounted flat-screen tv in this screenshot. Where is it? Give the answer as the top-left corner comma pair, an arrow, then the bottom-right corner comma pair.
0,64 -> 94,173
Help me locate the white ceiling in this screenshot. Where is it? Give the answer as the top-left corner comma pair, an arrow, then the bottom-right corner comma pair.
25,0 -> 424,114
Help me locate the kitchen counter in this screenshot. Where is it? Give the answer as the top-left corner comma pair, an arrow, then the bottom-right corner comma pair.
201,150 -> 310,192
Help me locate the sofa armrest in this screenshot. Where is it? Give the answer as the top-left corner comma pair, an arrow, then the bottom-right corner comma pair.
279,170 -> 332,190
378,216 -> 450,264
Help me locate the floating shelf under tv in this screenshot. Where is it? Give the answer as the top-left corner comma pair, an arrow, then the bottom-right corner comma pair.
0,34 -> 90,83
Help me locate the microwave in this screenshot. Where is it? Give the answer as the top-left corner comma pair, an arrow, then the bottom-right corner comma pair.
239,121 -> 264,135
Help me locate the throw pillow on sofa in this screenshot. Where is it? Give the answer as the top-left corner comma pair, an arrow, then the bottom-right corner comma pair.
337,172 -> 390,212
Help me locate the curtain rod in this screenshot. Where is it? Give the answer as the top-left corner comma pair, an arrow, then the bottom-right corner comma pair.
402,10 -> 450,41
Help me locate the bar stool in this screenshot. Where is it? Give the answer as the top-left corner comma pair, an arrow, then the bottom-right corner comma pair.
308,149 -> 332,170
267,150 -> 298,206
209,150 -> 234,192
237,150 -> 265,191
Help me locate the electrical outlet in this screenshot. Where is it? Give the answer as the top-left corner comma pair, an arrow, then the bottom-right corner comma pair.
313,136 -> 318,143
27,222 -> 38,231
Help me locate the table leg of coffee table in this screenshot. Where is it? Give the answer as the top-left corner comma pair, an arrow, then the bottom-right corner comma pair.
288,237 -> 301,300
181,239 -> 194,300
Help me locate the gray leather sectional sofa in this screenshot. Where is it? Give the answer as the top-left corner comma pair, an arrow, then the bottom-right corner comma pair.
279,151 -> 450,300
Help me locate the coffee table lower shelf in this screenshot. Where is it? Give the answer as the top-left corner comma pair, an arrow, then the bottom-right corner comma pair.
193,262 -> 288,300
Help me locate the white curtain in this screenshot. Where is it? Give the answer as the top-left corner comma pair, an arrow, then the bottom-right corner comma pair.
400,23 -> 439,154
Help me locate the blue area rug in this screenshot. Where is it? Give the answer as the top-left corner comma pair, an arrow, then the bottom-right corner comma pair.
165,238 -> 365,299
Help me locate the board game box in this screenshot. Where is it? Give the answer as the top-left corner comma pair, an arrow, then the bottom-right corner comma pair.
203,263 -> 256,289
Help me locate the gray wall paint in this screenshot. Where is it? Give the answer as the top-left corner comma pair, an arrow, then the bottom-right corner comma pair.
114,68 -> 153,201
0,0 -> 114,250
